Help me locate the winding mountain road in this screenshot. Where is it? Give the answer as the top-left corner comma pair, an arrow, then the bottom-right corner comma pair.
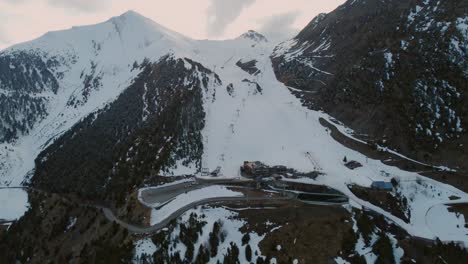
1,181 -> 348,235
100,195 -> 295,234
100,177 -> 352,234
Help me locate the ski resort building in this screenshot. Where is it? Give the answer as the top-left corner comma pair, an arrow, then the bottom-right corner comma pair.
240,161 -> 287,177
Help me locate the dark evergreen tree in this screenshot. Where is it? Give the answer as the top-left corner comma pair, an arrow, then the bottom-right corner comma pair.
245,244 -> 252,262
209,221 -> 221,257
242,233 -> 251,246
373,233 -> 395,264
222,242 -> 240,264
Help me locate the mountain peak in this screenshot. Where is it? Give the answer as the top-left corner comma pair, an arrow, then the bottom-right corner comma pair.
238,30 -> 268,42
100,10 -> 191,47
5,8 -> 192,58
109,10 -> 153,25
120,10 -> 141,18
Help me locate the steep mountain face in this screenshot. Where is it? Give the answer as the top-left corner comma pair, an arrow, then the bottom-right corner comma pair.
272,0 -> 468,170
0,51 -> 60,142
0,7 -> 282,189
1,7 -> 468,264
32,56 -> 219,200
0,11 -> 194,186
0,10 -> 190,143
0,11 -> 275,198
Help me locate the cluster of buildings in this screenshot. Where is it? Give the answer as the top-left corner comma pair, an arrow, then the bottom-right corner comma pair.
240,161 -> 288,178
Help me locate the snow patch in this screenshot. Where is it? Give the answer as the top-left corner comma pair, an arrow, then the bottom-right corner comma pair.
0,188 -> 29,221
133,238 -> 157,263
426,204 -> 467,242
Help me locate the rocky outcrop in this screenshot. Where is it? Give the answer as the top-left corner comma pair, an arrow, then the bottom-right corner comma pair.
236,59 -> 261,75
238,30 -> 268,43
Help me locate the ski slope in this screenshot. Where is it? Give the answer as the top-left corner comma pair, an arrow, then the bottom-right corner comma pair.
186,37 -> 468,244
0,11 -> 466,244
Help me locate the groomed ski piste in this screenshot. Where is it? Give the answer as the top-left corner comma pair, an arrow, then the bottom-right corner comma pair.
0,11 -> 466,245
172,35 -> 468,244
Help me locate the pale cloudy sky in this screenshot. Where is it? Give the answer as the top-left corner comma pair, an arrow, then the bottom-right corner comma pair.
0,0 -> 345,49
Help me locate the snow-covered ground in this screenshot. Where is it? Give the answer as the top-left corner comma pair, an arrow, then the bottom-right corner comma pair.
336,214 -> 405,264
426,204 -> 467,242
0,11 -> 193,187
182,36 -> 467,244
135,206 -> 267,264
0,11 -> 466,245
133,238 -> 158,262
0,188 -> 29,221
149,186 -> 243,225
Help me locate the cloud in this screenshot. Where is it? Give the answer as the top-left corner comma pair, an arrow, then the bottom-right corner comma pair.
257,11 -> 300,42
0,30 -> 9,47
207,0 -> 255,36
0,12 -> 10,48
0,0 -> 28,3
48,0 -> 110,12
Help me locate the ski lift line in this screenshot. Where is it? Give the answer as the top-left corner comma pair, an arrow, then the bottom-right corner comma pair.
201,71 -> 217,171
222,55 -> 235,68
218,107 -> 242,168
305,151 -> 322,171
216,84 -> 250,170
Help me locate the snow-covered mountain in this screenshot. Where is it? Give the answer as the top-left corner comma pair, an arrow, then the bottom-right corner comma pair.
272,0 -> 468,171
1,4 -> 466,195
0,10 -> 279,187
0,11 -> 195,186
1,2 -> 468,262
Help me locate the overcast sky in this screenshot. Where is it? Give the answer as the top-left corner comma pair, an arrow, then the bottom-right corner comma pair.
0,0 -> 345,49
